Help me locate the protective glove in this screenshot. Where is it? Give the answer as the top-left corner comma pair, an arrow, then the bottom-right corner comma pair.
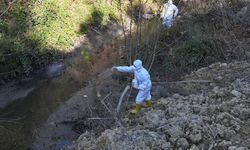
111,66 -> 117,71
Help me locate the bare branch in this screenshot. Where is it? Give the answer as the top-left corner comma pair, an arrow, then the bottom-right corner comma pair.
0,0 -> 17,19
88,117 -> 112,120
152,80 -> 213,85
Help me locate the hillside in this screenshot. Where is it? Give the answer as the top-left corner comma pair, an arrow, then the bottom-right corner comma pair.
0,0 -> 120,78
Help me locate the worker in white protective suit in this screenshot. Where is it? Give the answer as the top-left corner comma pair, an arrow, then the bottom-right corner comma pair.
112,59 -> 152,114
161,0 -> 179,28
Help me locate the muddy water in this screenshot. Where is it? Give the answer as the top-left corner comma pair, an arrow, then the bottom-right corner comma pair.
0,75 -> 84,150
0,50 -> 118,150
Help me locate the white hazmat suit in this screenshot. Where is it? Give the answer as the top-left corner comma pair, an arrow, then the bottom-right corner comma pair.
113,60 -> 152,104
161,0 -> 179,28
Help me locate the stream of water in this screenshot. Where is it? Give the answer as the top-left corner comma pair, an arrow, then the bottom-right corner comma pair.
0,72 -> 84,150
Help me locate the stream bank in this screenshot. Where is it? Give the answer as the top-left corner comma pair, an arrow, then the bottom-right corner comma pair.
0,22 -> 124,150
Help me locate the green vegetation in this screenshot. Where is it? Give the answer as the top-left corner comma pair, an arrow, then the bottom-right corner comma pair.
0,0 -> 118,75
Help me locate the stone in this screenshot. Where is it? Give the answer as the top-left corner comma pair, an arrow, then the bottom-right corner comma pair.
221,63 -> 228,67
176,138 -> 189,148
224,129 -> 236,140
241,138 -> 250,147
173,93 -> 182,99
170,137 -> 177,143
231,90 -> 242,97
236,147 -> 248,150
218,140 -> 232,147
162,142 -> 172,149
213,86 -> 220,93
239,108 -> 250,120
190,145 -> 199,150
188,132 -> 202,143
237,6 -> 248,17
46,62 -> 65,78
164,126 -> 185,138
228,146 -> 237,150
216,76 -> 223,80
145,110 -> 166,126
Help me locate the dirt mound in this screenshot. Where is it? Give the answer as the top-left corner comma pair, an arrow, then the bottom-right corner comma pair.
68,61 -> 250,150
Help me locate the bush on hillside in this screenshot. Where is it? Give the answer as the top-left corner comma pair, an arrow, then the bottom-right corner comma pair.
80,2 -> 118,33
0,0 -> 118,76
122,0 -> 249,78
162,0 -> 249,73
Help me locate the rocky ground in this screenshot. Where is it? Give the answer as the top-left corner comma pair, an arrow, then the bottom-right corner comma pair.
67,61 -> 250,150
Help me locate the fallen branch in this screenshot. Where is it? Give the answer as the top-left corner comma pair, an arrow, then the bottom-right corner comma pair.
152,80 -> 212,85
0,117 -> 22,124
0,69 -> 18,76
99,93 -> 112,113
87,103 -> 93,117
204,123 -> 217,139
208,143 -> 216,150
224,112 -> 244,124
100,92 -> 112,102
88,117 -> 112,120
0,0 -> 17,18
116,85 -> 130,113
100,100 -> 112,113
90,27 -> 102,35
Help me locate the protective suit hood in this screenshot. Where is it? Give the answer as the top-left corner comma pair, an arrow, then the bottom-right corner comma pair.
168,0 -> 173,4
133,59 -> 143,69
